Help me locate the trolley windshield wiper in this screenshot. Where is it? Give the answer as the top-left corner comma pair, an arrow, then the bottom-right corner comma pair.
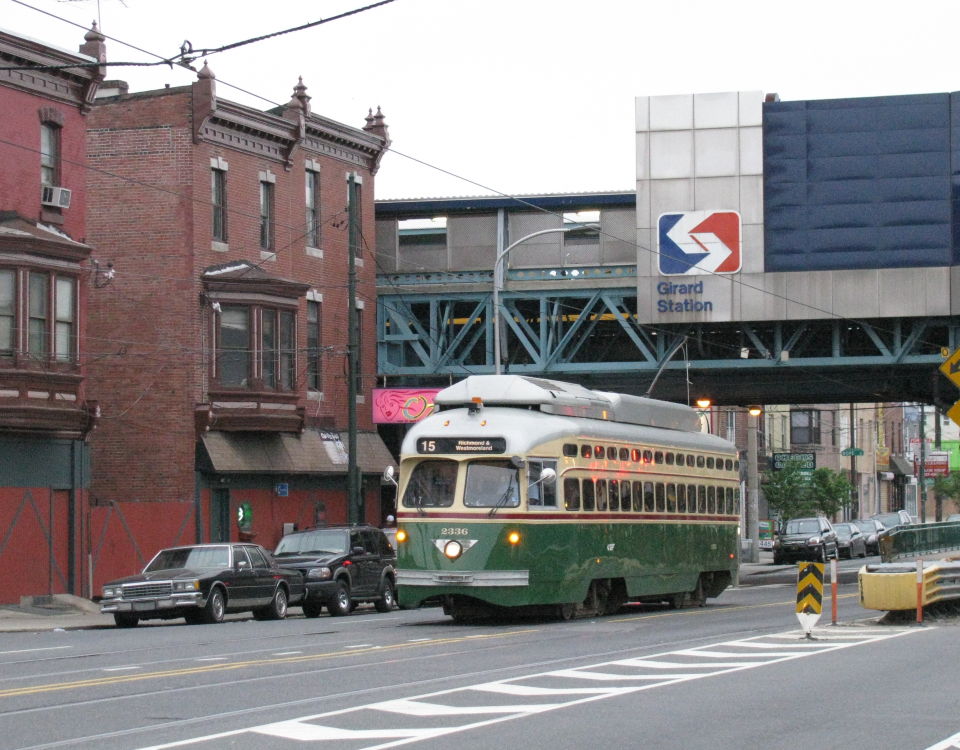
488,476 -> 517,517
415,493 -> 426,516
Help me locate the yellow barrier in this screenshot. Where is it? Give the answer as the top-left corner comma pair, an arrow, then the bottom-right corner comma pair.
859,560 -> 960,611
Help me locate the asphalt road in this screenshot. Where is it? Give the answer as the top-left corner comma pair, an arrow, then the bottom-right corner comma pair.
1,559 -> 957,750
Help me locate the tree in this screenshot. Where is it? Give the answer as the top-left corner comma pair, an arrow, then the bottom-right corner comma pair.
931,471 -> 960,521
762,463 -> 853,523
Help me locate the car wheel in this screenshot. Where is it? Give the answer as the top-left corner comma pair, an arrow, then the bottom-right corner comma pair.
114,613 -> 139,628
374,579 -> 396,613
184,611 -> 204,625
263,586 -> 288,620
820,545 -> 829,563
203,587 -> 226,624
773,552 -> 784,565
302,601 -> 323,618
327,581 -> 351,616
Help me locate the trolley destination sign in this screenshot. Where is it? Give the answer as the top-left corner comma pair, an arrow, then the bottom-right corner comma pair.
416,437 -> 507,454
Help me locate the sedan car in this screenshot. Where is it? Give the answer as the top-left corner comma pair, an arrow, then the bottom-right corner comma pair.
832,523 -> 867,559
852,518 -> 885,554
100,543 -> 305,628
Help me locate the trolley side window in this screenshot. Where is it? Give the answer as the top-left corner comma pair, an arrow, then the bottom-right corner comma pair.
707,486 -> 716,514
563,444 -> 578,457
582,479 -> 596,511
643,481 -> 655,512
609,480 -> 619,511
463,460 -> 521,508
687,484 -> 697,514
620,480 -> 632,512
528,459 -> 558,508
563,477 -> 581,510
401,460 -> 457,508
655,482 -> 665,512
734,487 -> 741,514
677,483 -> 687,513
596,479 -> 608,511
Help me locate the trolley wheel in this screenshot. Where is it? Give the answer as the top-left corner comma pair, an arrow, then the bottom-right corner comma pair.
666,592 -> 684,610
557,603 -> 576,621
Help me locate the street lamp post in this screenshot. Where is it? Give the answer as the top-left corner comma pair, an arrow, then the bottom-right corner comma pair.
746,407 -> 762,564
493,225 -> 597,375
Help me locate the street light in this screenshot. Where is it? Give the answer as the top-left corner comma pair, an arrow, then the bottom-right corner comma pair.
492,225 -> 598,375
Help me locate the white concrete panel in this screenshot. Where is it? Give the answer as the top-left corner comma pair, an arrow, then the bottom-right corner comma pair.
635,131 -> 649,181
693,176 -> 739,212
650,94 -> 693,131
880,267 -> 950,316
650,178 -> 694,219
694,92 -> 739,129
650,131 -> 694,178
739,224 -> 764,274
736,272 -> 787,321
738,174 -> 764,224
635,96 -> 650,131
651,273 -> 734,323
784,272 -> 834,320
636,226 -> 658,277
600,209 -> 636,265
952,266 -> 960,314
694,128 -> 739,177
738,91 -> 764,127
635,180 -> 651,230
834,270 -> 880,318
739,126 -> 763,175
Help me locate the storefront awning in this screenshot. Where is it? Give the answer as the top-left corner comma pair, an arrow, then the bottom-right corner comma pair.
200,429 -> 395,475
889,455 -> 914,476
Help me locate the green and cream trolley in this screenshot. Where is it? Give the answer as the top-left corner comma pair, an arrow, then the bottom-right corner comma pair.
393,375 -> 740,621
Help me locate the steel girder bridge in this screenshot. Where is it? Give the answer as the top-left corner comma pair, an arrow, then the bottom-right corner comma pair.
377,274 -> 960,410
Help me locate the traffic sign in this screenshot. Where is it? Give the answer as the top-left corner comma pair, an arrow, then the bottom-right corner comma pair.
939,347 -> 960,388
948,401 -> 960,430
840,447 -> 864,457
796,561 -> 824,636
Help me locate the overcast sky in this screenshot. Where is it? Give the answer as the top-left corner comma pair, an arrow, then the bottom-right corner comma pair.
5,0 -> 960,199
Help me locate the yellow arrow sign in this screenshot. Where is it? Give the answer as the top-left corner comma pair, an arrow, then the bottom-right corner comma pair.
948,401 -> 960,430
939,348 -> 960,389
796,562 -> 824,614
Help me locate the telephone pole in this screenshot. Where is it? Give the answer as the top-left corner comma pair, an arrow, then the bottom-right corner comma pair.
347,172 -> 361,524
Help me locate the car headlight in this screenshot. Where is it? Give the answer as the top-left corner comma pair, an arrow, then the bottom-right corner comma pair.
172,579 -> 199,592
103,586 -> 119,598
306,566 -> 332,580
807,536 -> 821,545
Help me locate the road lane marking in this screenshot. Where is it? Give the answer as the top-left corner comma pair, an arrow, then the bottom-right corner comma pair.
926,730 -> 960,750
139,625 -> 925,750
0,647 -> 71,656
102,666 -> 140,672
0,629 -> 534,699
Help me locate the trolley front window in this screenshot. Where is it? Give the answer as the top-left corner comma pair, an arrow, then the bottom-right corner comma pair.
464,460 -> 521,509
402,460 -> 457,508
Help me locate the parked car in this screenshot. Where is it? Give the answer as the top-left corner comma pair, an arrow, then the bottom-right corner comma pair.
381,527 -> 398,551
773,517 -> 839,564
100,543 -> 305,628
870,510 -> 913,532
852,518 -> 886,554
832,523 -> 867,559
273,525 -> 397,617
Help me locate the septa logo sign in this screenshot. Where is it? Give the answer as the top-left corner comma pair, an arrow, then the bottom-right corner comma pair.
658,210 -> 741,275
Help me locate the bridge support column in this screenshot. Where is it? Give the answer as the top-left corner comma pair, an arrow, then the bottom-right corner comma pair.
746,412 -> 760,563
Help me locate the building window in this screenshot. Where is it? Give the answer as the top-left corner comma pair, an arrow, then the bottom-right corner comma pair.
211,168 -> 227,242
790,409 -> 821,445
307,299 -> 322,391
0,270 -> 15,355
21,271 -> 75,362
40,122 -> 60,186
217,304 -> 296,391
305,169 -> 320,248
262,308 -> 295,390
219,306 -> 250,387
260,180 -> 274,250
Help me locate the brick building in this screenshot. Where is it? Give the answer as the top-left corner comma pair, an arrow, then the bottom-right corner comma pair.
0,27 -> 103,602
83,54 -> 393,590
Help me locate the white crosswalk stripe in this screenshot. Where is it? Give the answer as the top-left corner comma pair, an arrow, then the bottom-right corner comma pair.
141,625 -> 923,750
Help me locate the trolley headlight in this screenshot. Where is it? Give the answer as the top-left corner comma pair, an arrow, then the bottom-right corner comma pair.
443,540 -> 463,560
507,531 -> 521,545
395,528 -> 407,544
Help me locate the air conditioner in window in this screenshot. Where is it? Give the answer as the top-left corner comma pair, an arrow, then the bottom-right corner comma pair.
41,185 -> 72,209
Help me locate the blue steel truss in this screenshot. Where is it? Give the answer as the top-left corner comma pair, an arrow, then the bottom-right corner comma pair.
377,273 -> 960,407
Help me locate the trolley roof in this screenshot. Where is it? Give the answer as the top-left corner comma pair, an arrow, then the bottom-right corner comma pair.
435,375 -> 701,433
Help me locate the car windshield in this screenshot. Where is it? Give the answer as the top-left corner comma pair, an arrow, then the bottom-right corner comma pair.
871,513 -> 902,528
784,519 -> 820,535
853,520 -> 876,534
833,524 -> 854,538
401,459 -> 456,508
145,546 -> 231,572
274,529 -> 348,556
463,460 -> 521,509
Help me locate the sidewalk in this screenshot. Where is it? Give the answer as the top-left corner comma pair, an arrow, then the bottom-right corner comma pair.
0,595 -> 115,632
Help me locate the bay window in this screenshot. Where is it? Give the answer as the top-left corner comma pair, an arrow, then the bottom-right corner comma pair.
1,269 -> 76,363
217,304 -> 296,391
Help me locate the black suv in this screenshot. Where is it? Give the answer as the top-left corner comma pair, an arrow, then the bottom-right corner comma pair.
773,516 -> 839,564
273,525 -> 397,617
